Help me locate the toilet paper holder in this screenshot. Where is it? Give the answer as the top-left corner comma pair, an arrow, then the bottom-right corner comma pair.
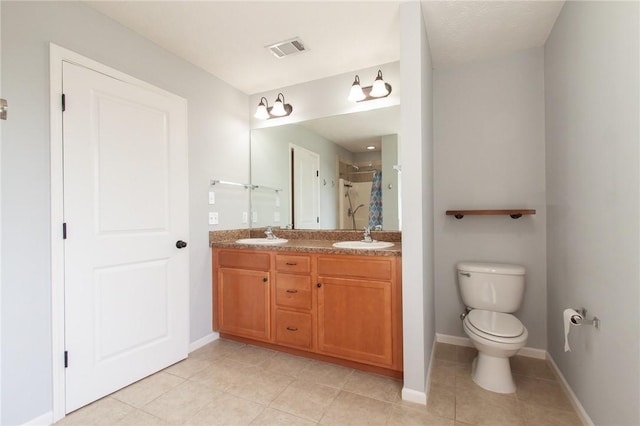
572,308 -> 601,329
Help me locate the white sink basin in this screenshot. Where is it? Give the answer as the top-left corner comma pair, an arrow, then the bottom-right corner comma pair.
236,238 -> 288,245
332,241 -> 395,250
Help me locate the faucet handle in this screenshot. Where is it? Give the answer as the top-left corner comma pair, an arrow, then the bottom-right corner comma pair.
265,225 -> 276,239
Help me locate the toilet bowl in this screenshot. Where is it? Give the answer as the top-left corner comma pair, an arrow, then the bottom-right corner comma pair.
462,309 -> 528,393
456,262 -> 528,394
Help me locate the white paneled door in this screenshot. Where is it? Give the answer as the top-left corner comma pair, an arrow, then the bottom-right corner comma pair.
291,144 -> 320,229
62,61 -> 189,413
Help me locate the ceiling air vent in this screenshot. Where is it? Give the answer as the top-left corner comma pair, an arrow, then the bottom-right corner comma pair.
266,37 -> 307,59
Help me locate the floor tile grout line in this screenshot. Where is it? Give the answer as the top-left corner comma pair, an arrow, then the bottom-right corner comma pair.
265,405 -> 322,425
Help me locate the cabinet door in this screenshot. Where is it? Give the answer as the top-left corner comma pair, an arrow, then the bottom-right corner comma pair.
317,277 -> 393,367
217,268 -> 270,341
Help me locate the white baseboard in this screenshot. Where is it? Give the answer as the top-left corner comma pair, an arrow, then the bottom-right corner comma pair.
546,354 -> 594,426
436,333 -> 474,347
435,333 -> 546,359
517,346 -> 546,360
189,332 -> 219,353
401,387 -> 427,405
22,411 -> 53,426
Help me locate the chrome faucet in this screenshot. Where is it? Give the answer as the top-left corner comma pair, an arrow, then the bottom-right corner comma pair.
362,226 -> 373,243
264,226 -> 277,240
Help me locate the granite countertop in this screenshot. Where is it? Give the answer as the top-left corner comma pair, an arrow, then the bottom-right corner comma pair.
209,228 -> 402,257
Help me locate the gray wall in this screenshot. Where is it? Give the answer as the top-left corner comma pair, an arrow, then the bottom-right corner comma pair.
381,134 -> 399,230
399,1 -> 435,399
1,2 -> 249,424
545,1 -> 639,424
433,48 -> 547,349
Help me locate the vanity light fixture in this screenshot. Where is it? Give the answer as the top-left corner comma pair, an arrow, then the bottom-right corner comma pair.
348,70 -> 392,102
254,93 -> 293,120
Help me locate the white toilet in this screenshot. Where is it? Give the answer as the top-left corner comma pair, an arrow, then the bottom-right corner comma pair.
457,261 -> 528,393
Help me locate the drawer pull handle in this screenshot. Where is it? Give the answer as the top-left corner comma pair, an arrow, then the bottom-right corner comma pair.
286,326 -> 298,332
286,262 -> 298,266
286,289 -> 298,294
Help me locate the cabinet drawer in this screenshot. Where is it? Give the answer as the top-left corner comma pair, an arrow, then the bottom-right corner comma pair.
275,254 -> 311,273
217,250 -> 270,271
275,310 -> 312,349
317,255 -> 392,281
276,274 -> 312,310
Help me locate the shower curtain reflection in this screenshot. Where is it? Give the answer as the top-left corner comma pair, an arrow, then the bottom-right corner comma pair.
368,170 -> 382,228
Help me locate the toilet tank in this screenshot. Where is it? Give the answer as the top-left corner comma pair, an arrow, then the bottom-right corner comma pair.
457,262 -> 526,313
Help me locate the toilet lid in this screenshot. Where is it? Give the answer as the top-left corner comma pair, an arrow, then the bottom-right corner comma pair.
466,310 -> 524,338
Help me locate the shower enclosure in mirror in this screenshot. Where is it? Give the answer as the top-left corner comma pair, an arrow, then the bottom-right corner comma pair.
250,105 -> 400,230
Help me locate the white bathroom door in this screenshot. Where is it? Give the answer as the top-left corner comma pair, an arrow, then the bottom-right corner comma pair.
62,61 -> 189,413
291,144 -> 320,229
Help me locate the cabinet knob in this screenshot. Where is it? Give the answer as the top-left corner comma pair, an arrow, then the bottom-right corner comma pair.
316,283 -> 322,288
286,326 -> 298,332
262,277 -> 268,282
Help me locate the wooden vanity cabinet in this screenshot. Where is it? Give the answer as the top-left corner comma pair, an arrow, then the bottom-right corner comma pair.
212,248 -> 402,375
273,253 -> 314,350
213,249 -> 271,342
316,255 -> 402,371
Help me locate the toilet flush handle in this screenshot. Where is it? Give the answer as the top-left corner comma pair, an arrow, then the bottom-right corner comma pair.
459,272 -> 471,277
460,307 -> 471,321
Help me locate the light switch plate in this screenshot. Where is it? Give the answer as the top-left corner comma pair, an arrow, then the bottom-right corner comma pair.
209,212 -> 219,225
208,191 -> 215,204
274,212 -> 280,222
275,195 -> 280,207
242,212 -> 248,224
252,211 -> 258,223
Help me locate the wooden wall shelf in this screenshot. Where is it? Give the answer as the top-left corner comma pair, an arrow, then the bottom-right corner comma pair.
446,209 -> 536,219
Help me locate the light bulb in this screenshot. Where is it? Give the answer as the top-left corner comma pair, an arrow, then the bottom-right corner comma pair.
369,70 -> 390,98
271,93 -> 287,116
348,75 -> 366,102
254,98 -> 270,120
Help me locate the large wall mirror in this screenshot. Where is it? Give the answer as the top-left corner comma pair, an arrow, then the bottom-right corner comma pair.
250,105 -> 400,230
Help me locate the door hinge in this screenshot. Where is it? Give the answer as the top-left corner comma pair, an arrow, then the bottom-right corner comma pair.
61,94 -> 66,112
0,98 -> 7,120
63,223 -> 67,239
64,351 -> 69,368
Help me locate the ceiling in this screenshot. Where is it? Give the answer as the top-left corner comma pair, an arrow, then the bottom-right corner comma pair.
86,1 -> 564,96
300,105 -> 400,153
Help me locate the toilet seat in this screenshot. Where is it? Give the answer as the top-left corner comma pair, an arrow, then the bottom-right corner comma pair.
464,309 -> 527,344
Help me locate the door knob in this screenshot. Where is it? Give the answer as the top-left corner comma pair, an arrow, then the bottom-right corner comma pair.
176,240 -> 187,249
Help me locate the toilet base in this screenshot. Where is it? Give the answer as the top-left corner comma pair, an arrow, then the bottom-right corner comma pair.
471,353 -> 516,394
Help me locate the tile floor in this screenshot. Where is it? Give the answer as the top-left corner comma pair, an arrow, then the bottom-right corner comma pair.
56,340 -> 583,425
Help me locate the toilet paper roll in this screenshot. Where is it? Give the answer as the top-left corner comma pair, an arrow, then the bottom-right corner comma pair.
563,308 -> 583,352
